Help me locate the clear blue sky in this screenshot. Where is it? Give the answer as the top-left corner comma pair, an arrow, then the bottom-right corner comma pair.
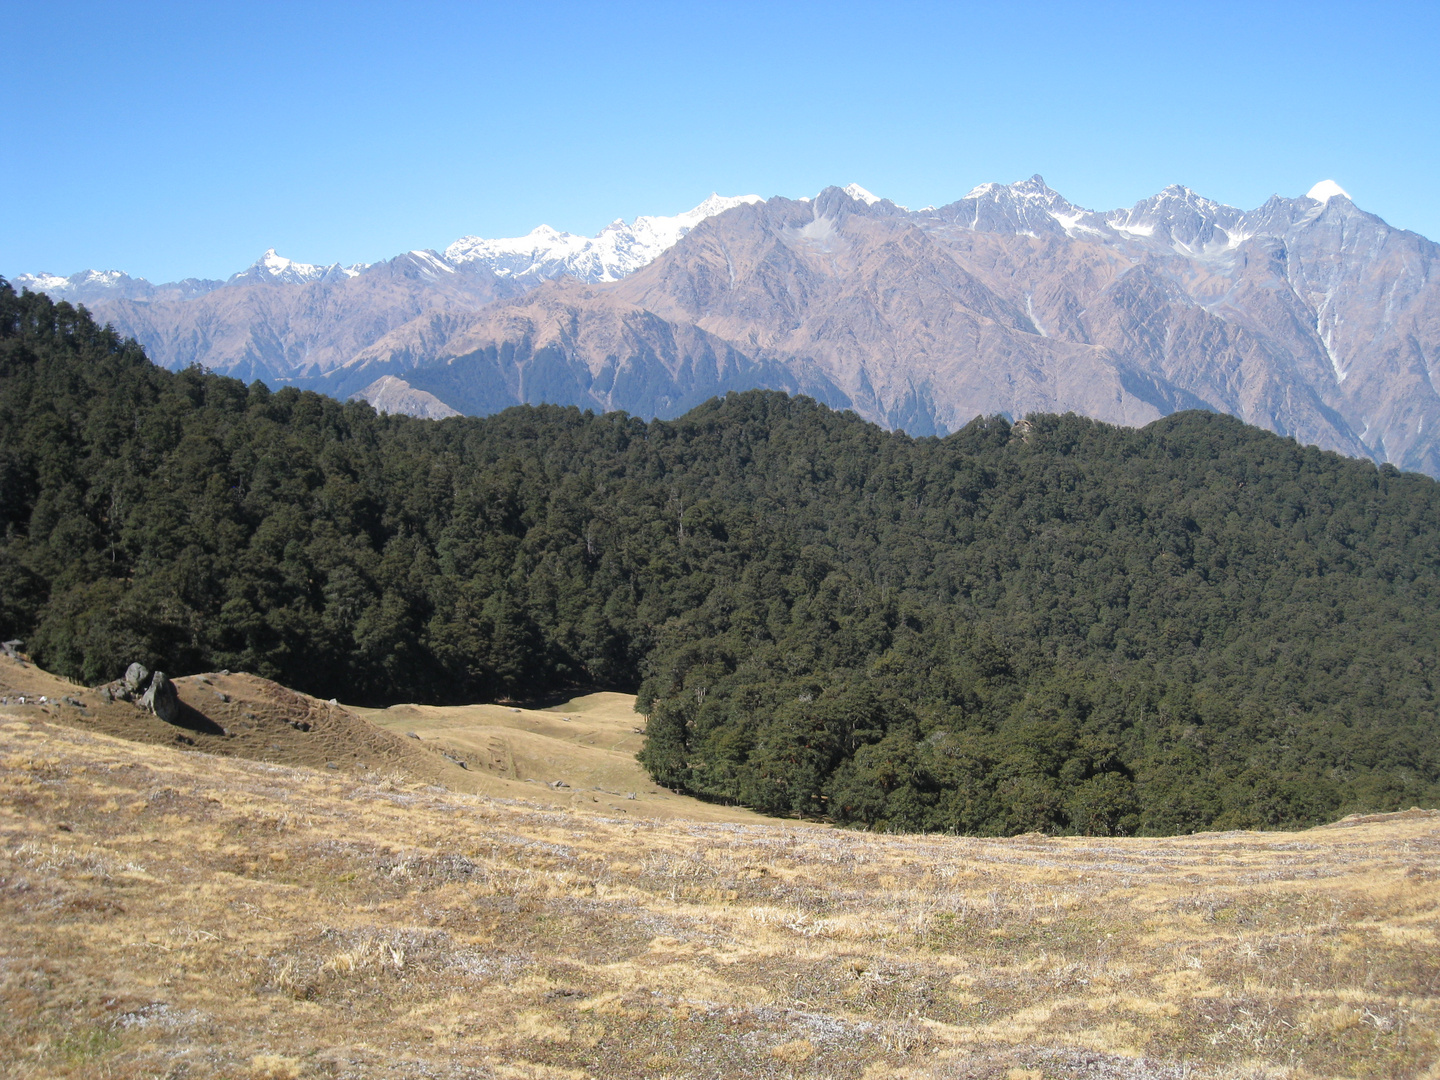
5,0 -> 1438,283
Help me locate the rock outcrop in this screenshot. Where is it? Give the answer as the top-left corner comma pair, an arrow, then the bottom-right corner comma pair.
106,662 -> 180,724
138,671 -> 179,725
123,663 -> 150,696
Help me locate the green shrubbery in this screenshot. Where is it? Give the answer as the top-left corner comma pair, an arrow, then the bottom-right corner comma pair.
3,280 -> 1438,833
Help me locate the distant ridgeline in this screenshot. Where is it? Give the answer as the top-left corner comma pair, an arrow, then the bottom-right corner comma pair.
4,281 -> 1439,834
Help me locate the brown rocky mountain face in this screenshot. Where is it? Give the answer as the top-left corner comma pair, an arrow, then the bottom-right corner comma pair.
66,179 -> 1440,475
327,276 -> 851,419
355,375 -> 460,420
83,251 -> 521,386
609,193 -> 1165,435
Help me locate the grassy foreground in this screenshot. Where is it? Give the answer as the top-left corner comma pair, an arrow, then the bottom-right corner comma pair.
2,710 -> 1437,1079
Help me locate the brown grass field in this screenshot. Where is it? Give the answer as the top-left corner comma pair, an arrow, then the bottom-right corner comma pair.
350,694 -> 775,824
1,657 -> 1438,1079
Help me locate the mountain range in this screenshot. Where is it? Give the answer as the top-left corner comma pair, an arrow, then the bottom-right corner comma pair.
15,178 -> 1440,475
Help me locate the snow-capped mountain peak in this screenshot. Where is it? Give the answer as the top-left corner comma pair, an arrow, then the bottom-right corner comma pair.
1012,174 -> 1062,199
1107,186 -> 1244,251
949,175 -> 1099,237
401,250 -> 455,277
988,176 -> 1067,207
443,193 -> 762,285
229,249 -> 366,286
15,271 -> 68,293
231,249 -> 326,286
681,192 -> 763,221
1306,179 -> 1351,204
843,183 -> 882,206
14,268 -> 133,295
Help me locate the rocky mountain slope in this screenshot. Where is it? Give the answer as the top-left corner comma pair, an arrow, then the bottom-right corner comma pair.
10,195 -> 759,388
34,250 -> 521,386
378,177 -> 1439,469
16,179 -> 1440,473
334,275 -> 853,419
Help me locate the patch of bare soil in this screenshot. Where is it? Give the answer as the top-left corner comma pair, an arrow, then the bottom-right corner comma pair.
1,710 -> 1437,1079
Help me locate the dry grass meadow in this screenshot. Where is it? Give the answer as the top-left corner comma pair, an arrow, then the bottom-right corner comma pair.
0,658 -> 1438,1079
350,694 -> 775,824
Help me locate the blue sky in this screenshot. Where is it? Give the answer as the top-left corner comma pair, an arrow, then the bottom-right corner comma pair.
5,0 -> 1438,283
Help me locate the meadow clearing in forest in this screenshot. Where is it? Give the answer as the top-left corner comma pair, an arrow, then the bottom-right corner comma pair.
1,699 -> 1436,1079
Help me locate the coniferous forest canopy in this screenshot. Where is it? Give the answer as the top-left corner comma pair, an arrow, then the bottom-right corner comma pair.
3,280 -> 1439,835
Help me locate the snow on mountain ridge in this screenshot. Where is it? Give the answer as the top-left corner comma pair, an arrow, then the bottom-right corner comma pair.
229,249 -> 368,286
1307,179 -> 1352,203
937,175 -> 1373,257
1104,185 -> 1245,253
232,249 -> 324,284
443,193 -> 763,284
946,175 -> 1110,238
842,184 -> 882,206
18,271 -> 83,293
951,176 -> 1248,248
13,181 -> 1389,301
15,268 -> 136,294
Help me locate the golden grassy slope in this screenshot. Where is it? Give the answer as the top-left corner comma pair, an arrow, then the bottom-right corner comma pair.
2,710 -> 1437,1080
0,655 -> 763,821
0,654 -> 476,792
352,693 -> 774,823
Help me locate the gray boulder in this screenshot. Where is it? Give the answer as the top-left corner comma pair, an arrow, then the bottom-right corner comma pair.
139,671 -> 180,724
124,662 -> 151,694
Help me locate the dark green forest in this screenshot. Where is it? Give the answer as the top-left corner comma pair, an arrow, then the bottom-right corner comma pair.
3,280 -> 1439,834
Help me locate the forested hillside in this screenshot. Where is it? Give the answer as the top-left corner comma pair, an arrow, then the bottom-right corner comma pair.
3,281 -> 1438,834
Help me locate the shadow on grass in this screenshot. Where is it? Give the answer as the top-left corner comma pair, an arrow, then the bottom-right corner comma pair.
168,701 -> 227,737
507,685 -> 617,711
